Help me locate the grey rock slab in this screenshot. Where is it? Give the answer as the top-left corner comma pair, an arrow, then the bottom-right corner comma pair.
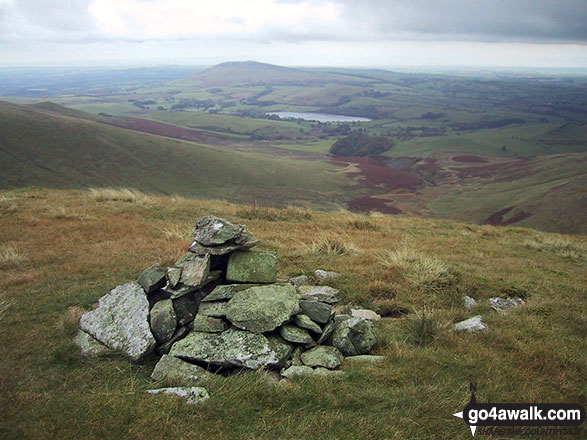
74,329 -> 113,357
300,345 -> 343,369
189,216 -> 258,255
317,320 -> 336,345
464,296 -> 478,310
202,284 -> 258,302
151,355 -> 211,384
162,283 -> 199,300
79,282 -> 156,362
455,315 -> 487,333
314,270 -> 340,283
281,365 -> 314,378
279,324 -> 315,346
344,355 -> 386,363
288,275 -> 310,286
293,314 -> 322,334
298,286 -> 340,304
150,299 -> 177,343
225,284 -> 300,333
138,264 -> 167,293
172,295 -> 199,326
299,300 -> 332,324
489,297 -> 524,315
191,314 -> 228,333
166,267 -> 182,289
226,250 -> 278,283
155,325 -> 190,356
331,317 -> 377,356
180,254 -> 210,287
169,328 -> 292,369
350,308 -> 381,321
198,301 -> 229,318
313,367 -> 345,377
146,387 -> 209,405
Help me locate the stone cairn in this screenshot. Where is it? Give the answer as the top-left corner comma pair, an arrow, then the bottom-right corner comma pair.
76,216 -> 378,403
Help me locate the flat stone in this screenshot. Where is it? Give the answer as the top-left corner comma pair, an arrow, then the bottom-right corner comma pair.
74,329 -> 113,357
179,254 -> 210,287
202,284 -> 258,302
312,368 -> 345,377
146,387 -> 209,405
151,355 -> 211,384
288,275 -> 310,286
344,355 -> 386,363
464,296 -> 478,309
138,264 -> 167,293
155,325 -> 190,356
334,314 -> 351,324
173,295 -> 199,326
350,308 -> 381,321
314,270 -> 340,283
169,329 -> 292,369
455,315 -> 487,332
281,365 -> 314,378
279,324 -> 315,345
299,301 -> 332,324
300,345 -> 343,369
79,282 -> 156,362
150,299 -> 177,343
225,284 -> 300,333
293,314 -> 323,334
198,301 -> 229,318
298,286 -> 340,304
191,314 -> 228,333
166,267 -> 182,289
162,283 -> 199,300
330,317 -> 377,356
189,216 -> 258,255
226,250 -> 278,283
317,320 -> 336,345
489,297 -> 524,315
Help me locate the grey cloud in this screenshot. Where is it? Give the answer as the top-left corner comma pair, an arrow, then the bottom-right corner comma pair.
335,0 -> 587,43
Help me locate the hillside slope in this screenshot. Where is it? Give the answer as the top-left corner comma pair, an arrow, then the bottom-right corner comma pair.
0,101 -> 351,205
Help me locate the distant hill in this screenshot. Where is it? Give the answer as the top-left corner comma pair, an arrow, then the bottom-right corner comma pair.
0,101 -> 349,205
183,61 -> 371,86
330,132 -> 394,157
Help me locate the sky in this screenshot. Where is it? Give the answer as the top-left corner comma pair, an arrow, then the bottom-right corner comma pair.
0,0 -> 586,68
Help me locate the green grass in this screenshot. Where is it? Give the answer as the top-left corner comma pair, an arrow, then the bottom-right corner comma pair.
0,189 -> 585,439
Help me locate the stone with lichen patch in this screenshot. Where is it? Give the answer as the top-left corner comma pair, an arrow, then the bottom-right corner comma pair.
226,251 -> 278,283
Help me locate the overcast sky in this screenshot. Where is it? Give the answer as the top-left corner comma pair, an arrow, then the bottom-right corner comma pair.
0,0 -> 586,68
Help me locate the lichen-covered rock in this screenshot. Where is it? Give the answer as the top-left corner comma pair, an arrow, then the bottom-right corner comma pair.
199,301 -> 229,318
489,297 -> 524,315
455,315 -> 487,332
330,317 -> 377,356
162,283 -> 199,300
169,329 -> 292,369
350,308 -> 381,321
288,275 -> 310,286
293,314 -> 322,334
317,319 -> 336,345
146,387 -> 209,404
281,365 -> 314,378
300,345 -> 343,369
314,270 -> 340,283
188,216 -> 258,255
226,251 -> 278,283
344,355 -> 386,363
312,367 -> 345,377
279,324 -> 315,346
151,355 -> 210,384
298,286 -> 340,304
179,254 -> 211,287
166,267 -> 182,289
74,329 -> 113,357
79,282 -> 156,362
225,284 -> 300,333
150,299 -> 177,343
138,264 -> 167,293
191,314 -> 228,333
155,325 -> 190,356
299,301 -> 332,324
202,284 -> 258,302
172,295 -> 199,326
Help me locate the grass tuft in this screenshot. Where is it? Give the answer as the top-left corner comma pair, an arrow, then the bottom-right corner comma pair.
340,213 -> 379,231
236,203 -> 313,221
305,233 -> 360,256
524,235 -> 586,260
160,225 -> 191,240
0,295 -> 13,324
88,187 -> 149,203
57,306 -> 87,336
403,308 -> 448,346
377,245 -> 451,286
0,243 -> 27,266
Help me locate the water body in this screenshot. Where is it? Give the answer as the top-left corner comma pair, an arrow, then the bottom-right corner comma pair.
266,111 -> 371,122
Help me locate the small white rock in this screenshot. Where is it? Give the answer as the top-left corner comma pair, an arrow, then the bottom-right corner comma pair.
350,308 -> 381,321
146,387 -> 209,404
489,297 -> 524,315
455,315 -> 487,333
463,296 -> 478,309
314,270 -> 340,283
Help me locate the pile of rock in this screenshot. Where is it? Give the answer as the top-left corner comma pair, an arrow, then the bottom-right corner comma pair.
76,216 -> 378,397
455,294 -> 525,333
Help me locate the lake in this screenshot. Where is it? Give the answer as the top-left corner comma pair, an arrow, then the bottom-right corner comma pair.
266,111 -> 371,122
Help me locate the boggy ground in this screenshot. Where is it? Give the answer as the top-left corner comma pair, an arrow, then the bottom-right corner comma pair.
0,188 -> 585,440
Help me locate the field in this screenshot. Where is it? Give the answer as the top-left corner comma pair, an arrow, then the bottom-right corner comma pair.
0,188 -> 585,439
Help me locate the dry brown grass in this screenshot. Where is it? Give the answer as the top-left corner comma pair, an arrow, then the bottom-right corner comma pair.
57,306 -> 87,336
524,234 -> 586,259
377,244 -> 451,286
304,233 -> 361,256
160,225 -> 192,240
88,187 -> 150,203
0,243 -> 27,266
236,203 -> 313,222
0,294 -> 13,324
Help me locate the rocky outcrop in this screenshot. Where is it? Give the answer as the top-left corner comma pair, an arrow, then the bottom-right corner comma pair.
330,317 -> 377,356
